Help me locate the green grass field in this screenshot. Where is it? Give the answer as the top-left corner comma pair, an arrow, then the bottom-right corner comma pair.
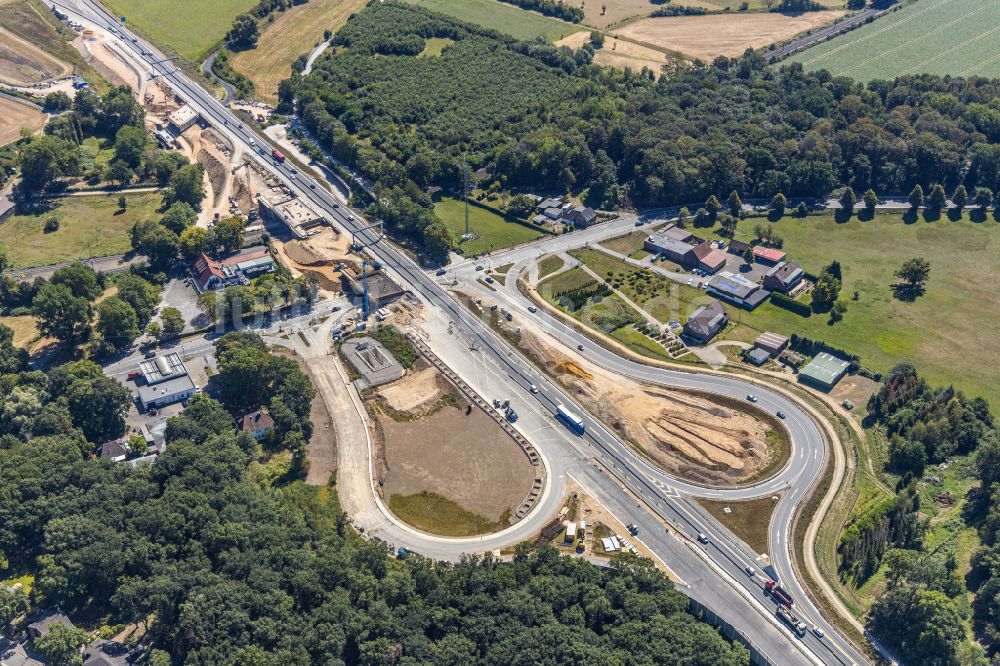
435,196 -> 541,255
713,213 -> 1000,407
403,0 -> 583,41
787,0 -> 1000,80
101,0 -> 258,61
0,192 -> 163,268
389,491 -> 505,536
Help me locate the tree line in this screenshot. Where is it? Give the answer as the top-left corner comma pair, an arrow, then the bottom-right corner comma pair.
286,1 -> 1000,261
0,330 -> 750,664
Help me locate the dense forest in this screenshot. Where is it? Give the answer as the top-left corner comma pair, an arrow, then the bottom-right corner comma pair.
858,365 -> 1000,664
288,1 -> 1000,260
0,327 -> 749,665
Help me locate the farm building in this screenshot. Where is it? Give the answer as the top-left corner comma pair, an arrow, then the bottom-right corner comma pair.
762,262 -> 804,293
683,300 -> 728,343
727,239 -> 751,256
542,207 -> 563,220
799,352 -> 850,390
752,246 -> 786,265
707,271 -> 770,309
748,348 -> 771,366
693,241 -> 727,274
755,331 -> 789,356
644,232 -> 697,265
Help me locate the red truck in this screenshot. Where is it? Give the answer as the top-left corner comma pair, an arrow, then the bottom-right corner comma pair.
765,579 -> 794,607
272,148 -> 285,163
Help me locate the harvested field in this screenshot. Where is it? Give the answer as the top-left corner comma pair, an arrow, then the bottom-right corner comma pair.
374,360 -> 535,534
582,0 -> 656,29
518,325 -> 786,486
231,0 -> 367,102
615,11 -> 845,60
0,96 -> 45,146
557,32 -> 670,76
0,25 -> 69,84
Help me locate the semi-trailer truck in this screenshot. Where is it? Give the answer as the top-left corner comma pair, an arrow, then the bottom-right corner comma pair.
556,404 -> 585,435
765,579 -> 794,607
776,606 -> 807,637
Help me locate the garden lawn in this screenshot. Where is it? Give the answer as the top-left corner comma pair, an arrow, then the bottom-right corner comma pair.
720,213 -> 1000,408
100,0 -> 259,61
435,197 -> 541,255
0,192 -> 163,268
403,0 -> 583,41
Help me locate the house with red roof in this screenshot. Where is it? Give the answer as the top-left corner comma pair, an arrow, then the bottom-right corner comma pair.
752,246 -> 786,265
693,241 -> 727,274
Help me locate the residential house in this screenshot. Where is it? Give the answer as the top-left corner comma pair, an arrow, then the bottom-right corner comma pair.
563,206 -> 598,228
683,300 -> 728,343
192,246 -> 275,292
752,246 -> 787,265
99,439 -> 131,463
27,609 -> 74,639
762,261 -> 804,293
706,271 -> 771,309
238,410 -> 275,441
82,640 -> 131,666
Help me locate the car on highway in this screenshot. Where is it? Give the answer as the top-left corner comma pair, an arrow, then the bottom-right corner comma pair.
745,565 -> 756,576
527,305 -> 537,313
776,411 -> 786,419
627,523 -> 639,535
697,533 -> 709,544
249,139 -> 255,146
577,344 -> 584,351
529,384 -> 538,394
309,180 -> 317,189
812,625 -> 824,638
746,394 -> 757,402
347,214 -> 355,221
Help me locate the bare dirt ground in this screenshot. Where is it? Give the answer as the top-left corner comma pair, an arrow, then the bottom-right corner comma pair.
379,361 -> 444,412
518,325 -> 775,485
374,362 -> 535,523
86,39 -> 139,89
273,348 -> 338,485
0,97 -> 45,146
829,374 -> 878,423
0,25 -> 69,85
615,10 -> 846,60
557,32 -> 671,76
272,229 -> 356,295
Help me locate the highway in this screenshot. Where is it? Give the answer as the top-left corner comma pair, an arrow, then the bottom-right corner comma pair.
58,2 -> 868,663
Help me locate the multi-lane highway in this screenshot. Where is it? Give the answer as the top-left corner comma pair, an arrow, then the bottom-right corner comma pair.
58,2 -> 868,663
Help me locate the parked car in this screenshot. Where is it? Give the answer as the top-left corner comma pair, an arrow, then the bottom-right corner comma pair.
436,268 -> 447,276
144,350 -> 157,359
127,371 -> 141,381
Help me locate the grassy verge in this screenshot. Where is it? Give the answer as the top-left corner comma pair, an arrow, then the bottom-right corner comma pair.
0,315 -> 40,348
537,254 -> 565,280
0,192 -> 163,268
697,496 -> 781,556
389,490 -> 508,536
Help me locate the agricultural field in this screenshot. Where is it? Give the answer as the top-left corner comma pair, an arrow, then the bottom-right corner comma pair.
403,0 -> 583,41
0,192 -> 164,267
614,10 -> 845,60
787,0 -> 1000,80
0,96 -> 45,146
675,0 -> 844,8
557,32 -> 671,76
230,0 -> 367,102
581,0 -> 657,29
100,0 -> 258,61
712,213 -> 1000,408
0,26 -> 69,84
434,196 -> 541,255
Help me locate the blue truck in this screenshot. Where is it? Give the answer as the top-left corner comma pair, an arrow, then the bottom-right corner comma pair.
556,404 -> 585,435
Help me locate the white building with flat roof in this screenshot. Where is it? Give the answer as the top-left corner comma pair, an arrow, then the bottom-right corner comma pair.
167,104 -> 199,132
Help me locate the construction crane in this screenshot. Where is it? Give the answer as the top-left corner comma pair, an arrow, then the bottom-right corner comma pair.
346,220 -> 385,318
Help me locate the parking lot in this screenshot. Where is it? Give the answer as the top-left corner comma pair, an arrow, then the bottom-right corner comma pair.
159,276 -> 206,332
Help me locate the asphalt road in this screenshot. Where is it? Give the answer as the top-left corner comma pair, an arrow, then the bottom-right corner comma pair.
769,3 -> 893,61
58,2 -> 869,663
